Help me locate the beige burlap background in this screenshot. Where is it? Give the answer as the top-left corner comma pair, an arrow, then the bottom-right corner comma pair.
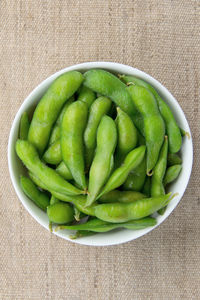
0,1 -> 199,299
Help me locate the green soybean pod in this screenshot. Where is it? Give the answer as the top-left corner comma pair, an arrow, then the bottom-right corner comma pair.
127,85 -> 165,175
28,71 -> 84,155
98,146 -> 146,198
115,107 -> 138,166
43,140 -> 62,165
123,157 -> 146,192
57,217 -> 156,233
29,172 -> 48,191
151,136 -> 168,197
19,112 -> 30,140
167,153 -> 182,167
99,190 -> 146,203
47,202 -> 74,224
77,85 -> 96,108
120,75 -> 182,153
29,172 -> 96,216
61,101 -> 88,190
84,96 -> 112,168
48,97 -> 74,146
164,164 -> 182,186
86,115 -> 117,207
56,161 -> 73,180
16,140 -> 84,196
95,193 -> 171,223
83,69 -> 143,133
20,176 -> 50,211
50,195 -> 60,205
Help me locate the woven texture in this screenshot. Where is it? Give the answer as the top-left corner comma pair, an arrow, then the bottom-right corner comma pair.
1,1 -> 200,299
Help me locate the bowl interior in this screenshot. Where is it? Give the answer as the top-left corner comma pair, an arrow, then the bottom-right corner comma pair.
8,62 -> 193,246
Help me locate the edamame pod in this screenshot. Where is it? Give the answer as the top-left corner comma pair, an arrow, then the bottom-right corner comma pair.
47,202 -> 74,224
164,164 -> 182,186
57,217 -> 157,233
151,136 -> 168,197
28,71 -> 84,155
16,140 -> 84,196
123,157 -> 146,192
95,193 -> 172,223
29,172 -> 96,216
56,161 -> 73,180
115,107 -> 138,166
19,112 -> 30,140
98,146 -> 146,198
61,101 -> 88,190
84,69 -> 143,133
127,85 -> 165,174
84,96 -> 112,168
43,140 -> 62,165
120,75 -> 182,153
77,85 -> 96,107
20,176 -> 50,211
86,115 -> 117,207
99,190 -> 146,203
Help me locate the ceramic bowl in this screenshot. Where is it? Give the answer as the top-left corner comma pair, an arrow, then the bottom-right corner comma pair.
8,62 -> 193,246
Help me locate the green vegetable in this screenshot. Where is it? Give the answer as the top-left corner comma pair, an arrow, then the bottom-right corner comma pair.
99,190 -> 146,203
115,107 -> 138,166
28,71 -> 84,155
127,85 -> 165,174
20,176 -> 50,211
95,193 -> 172,223
164,164 -> 182,186
86,115 -> 117,207
47,202 -> 74,224
19,112 -> 30,140
16,140 -> 84,196
61,101 -> 88,190
84,96 -> 112,168
57,217 -> 157,233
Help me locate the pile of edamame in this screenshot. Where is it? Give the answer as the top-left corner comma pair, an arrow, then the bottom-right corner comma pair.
16,69 -> 185,239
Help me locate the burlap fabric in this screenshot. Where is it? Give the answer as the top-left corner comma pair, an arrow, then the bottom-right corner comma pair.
0,1 -> 199,299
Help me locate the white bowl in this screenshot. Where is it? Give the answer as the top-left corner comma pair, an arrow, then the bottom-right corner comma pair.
8,62 -> 193,246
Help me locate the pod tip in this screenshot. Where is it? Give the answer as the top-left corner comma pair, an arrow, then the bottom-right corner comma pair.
126,82 -> 135,86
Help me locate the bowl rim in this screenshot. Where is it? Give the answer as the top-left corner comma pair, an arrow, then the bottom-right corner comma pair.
8,61 -> 193,246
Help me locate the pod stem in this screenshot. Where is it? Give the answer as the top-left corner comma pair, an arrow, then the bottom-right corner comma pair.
126,82 -> 135,86
117,74 -> 125,79
49,222 -> 53,232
